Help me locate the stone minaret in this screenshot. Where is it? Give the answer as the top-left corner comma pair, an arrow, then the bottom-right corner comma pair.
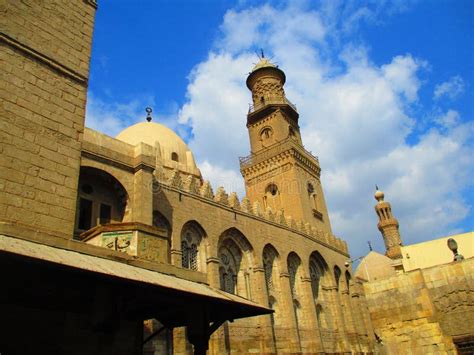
240,57 -> 332,233
374,188 -> 403,259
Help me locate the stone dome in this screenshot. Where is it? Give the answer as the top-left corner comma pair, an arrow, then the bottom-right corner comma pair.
251,58 -> 277,72
116,121 -> 200,176
374,189 -> 385,202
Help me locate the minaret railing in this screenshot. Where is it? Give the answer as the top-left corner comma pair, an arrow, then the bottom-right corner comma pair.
248,96 -> 297,114
239,137 -> 319,169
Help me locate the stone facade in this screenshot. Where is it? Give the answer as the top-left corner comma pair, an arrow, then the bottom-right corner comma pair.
363,258 -> 474,354
1,0 -> 96,237
357,190 -> 474,354
78,120 -> 374,353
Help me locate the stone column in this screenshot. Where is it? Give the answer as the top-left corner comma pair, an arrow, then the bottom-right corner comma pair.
341,288 -> 360,352
278,272 -> 301,353
170,248 -> 182,267
351,281 -> 374,352
206,256 -> 226,355
132,169 -> 153,225
299,276 -> 321,353
324,285 -> 349,352
252,266 -> 276,353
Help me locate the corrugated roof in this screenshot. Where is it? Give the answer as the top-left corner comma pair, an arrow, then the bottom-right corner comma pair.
0,235 -> 269,313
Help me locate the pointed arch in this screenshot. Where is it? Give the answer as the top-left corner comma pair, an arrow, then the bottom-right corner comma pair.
180,220 -> 207,272
262,244 -> 279,295
217,228 -> 254,297
309,251 -> 328,299
287,252 -> 302,297
75,167 -> 129,235
345,270 -> 352,292
334,265 -> 342,291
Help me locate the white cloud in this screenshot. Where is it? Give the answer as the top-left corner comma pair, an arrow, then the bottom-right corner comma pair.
178,3 -> 474,258
85,93 -> 190,140
433,75 -> 465,100
435,109 -> 460,128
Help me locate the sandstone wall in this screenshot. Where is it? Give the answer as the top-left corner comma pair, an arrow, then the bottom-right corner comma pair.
1,0 -> 96,237
363,257 -> 474,354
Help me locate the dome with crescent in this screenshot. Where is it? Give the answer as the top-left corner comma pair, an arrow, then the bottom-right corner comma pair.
116,121 -> 201,178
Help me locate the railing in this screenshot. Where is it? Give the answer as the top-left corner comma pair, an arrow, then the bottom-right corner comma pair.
239,137 -> 319,169
248,96 -> 297,114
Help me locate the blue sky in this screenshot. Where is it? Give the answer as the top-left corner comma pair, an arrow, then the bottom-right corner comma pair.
86,0 -> 473,258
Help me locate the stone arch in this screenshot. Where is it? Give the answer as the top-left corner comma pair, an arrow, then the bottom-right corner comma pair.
180,220 -> 207,272
217,228 -> 254,298
263,244 -> 280,295
309,251 -> 329,299
345,270 -> 351,292
75,166 -> 129,236
287,252 -> 302,297
309,251 -> 335,331
334,265 -> 342,291
315,304 -> 327,328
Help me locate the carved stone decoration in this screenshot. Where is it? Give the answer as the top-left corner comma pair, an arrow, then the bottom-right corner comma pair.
214,186 -> 229,205
296,220 -> 305,233
168,169 -> 182,188
182,175 -> 199,194
200,180 -> 214,199
286,215 -> 297,230
265,206 -> 275,222
240,197 -> 252,213
253,201 -> 263,217
228,192 -> 241,210
276,209 -> 286,226
304,222 -> 312,235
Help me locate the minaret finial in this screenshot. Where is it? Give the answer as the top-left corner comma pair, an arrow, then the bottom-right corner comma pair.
260,49 -> 264,58
145,107 -> 153,122
375,184 -> 379,191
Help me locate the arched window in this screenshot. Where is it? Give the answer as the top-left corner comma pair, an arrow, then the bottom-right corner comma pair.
310,259 -> 322,299
219,243 -> 240,294
263,245 -> 278,294
334,266 -> 342,291
260,127 -> 273,140
308,182 -> 322,220
345,271 -> 351,292
180,222 -> 204,271
171,152 -> 179,162
264,183 -> 279,209
218,229 -> 253,298
75,167 -> 128,236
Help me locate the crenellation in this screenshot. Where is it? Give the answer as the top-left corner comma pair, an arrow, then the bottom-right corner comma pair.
276,209 -> 287,226
200,180 -> 214,199
252,201 -> 264,217
214,186 -> 229,206
240,197 -> 252,213
228,192 -> 241,210
264,206 -> 275,222
168,169 -> 182,189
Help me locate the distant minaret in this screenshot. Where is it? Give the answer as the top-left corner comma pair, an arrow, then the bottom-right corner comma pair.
374,187 -> 403,259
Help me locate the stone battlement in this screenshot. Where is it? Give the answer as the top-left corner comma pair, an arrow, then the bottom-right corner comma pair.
157,168 -> 348,255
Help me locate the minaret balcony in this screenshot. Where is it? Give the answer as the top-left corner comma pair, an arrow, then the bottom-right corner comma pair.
248,96 -> 297,114
239,137 -> 319,172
